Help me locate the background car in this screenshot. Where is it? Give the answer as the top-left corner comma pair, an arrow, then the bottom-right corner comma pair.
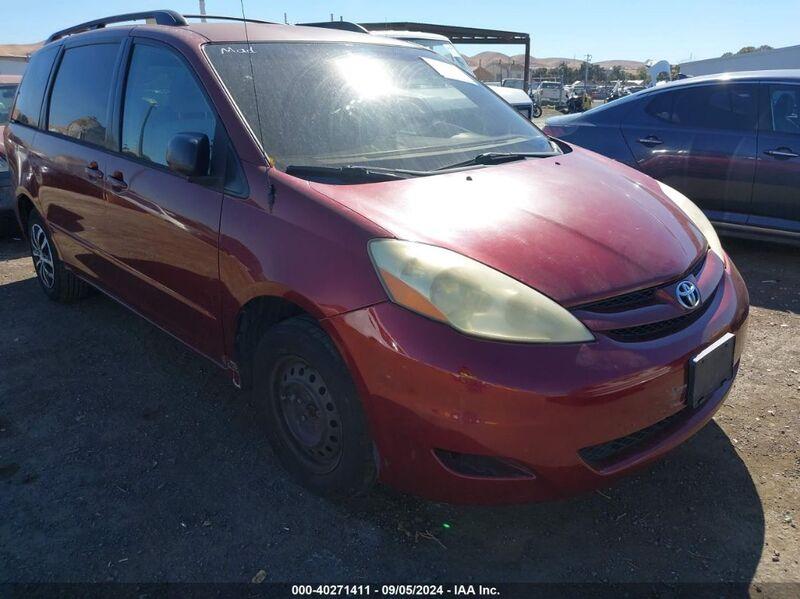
0,74 -> 22,236
501,77 -> 525,89
543,70 -> 800,241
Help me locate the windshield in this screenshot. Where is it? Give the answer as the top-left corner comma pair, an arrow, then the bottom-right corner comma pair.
404,39 -> 472,73
205,43 -> 553,172
0,84 -> 18,125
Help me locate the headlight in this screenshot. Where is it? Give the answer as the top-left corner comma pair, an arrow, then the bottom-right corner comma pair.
658,182 -> 723,259
369,239 -> 594,343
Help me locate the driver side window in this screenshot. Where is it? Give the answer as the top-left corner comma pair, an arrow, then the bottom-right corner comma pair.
121,43 -> 217,173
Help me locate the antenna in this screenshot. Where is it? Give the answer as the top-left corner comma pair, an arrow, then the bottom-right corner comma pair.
239,0 -> 266,160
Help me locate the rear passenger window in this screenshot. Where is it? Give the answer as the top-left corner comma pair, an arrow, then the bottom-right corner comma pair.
121,44 -> 217,173
11,45 -> 58,128
649,84 -> 757,131
48,43 -> 119,147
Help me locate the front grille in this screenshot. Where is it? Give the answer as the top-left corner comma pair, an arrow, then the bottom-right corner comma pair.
579,287 -> 656,313
605,288 -> 716,342
579,408 -> 689,468
577,253 -> 707,314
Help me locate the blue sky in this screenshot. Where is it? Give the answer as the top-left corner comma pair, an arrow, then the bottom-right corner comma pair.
5,0 -> 799,64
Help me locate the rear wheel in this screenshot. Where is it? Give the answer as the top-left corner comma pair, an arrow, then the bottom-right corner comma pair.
532,104 -> 543,119
28,212 -> 91,302
255,316 -> 376,497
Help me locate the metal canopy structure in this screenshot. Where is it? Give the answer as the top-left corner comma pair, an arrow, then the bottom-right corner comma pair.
360,21 -> 531,91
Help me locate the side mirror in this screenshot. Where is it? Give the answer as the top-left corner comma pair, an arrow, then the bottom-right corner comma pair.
166,132 -> 210,178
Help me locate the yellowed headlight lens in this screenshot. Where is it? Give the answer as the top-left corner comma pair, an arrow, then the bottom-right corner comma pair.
658,182 -> 724,259
369,240 -> 594,343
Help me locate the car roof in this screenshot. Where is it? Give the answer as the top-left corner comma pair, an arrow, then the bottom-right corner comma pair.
651,69 -> 800,92
44,20 -> 416,49
370,30 -> 451,42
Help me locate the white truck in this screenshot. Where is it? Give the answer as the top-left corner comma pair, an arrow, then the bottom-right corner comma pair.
532,81 -> 563,105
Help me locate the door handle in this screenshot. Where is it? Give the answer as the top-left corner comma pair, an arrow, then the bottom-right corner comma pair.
107,171 -> 128,191
84,161 -> 104,181
637,136 -> 664,147
764,147 -> 799,159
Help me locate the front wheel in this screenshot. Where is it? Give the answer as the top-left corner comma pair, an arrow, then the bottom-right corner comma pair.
254,316 -> 377,497
531,104 -> 543,119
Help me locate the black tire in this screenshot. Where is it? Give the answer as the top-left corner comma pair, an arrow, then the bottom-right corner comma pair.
532,105 -> 543,119
28,211 -> 91,302
254,316 -> 377,497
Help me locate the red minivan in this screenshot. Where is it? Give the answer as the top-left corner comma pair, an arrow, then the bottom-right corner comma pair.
3,12 -> 749,504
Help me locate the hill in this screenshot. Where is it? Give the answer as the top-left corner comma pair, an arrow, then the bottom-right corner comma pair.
0,42 -> 42,58
465,52 -> 645,74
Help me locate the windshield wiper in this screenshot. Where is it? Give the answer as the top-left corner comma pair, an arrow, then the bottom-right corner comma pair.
436,151 -> 557,171
286,164 -> 432,183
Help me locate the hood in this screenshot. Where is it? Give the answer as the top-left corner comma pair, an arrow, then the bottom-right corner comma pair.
310,147 -> 706,307
488,85 -> 532,106
543,113 -> 582,129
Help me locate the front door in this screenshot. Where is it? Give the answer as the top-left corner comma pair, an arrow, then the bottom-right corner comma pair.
751,82 -> 800,233
102,40 -> 225,360
621,83 -> 758,224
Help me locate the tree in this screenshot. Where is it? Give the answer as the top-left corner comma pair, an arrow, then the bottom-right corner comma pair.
721,44 -> 774,57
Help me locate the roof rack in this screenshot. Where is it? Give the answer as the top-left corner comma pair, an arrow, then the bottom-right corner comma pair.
183,14 -> 276,25
46,10 -> 187,43
300,21 -> 369,34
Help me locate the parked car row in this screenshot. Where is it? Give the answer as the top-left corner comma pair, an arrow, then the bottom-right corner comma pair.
3,12 -> 749,503
543,71 -> 800,240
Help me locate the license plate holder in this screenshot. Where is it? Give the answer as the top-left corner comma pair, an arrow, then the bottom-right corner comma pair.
688,332 -> 735,409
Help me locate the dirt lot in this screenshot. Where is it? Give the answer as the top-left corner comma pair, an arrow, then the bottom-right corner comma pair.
0,234 -> 798,587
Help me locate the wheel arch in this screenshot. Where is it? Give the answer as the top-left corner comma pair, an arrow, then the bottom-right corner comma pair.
16,192 -> 37,238
232,294 -> 314,390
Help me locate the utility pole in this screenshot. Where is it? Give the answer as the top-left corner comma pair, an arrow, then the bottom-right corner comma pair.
584,54 -> 592,85
198,0 -> 206,22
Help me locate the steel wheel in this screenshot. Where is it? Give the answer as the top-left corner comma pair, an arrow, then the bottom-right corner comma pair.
30,223 -> 55,289
272,356 -> 343,474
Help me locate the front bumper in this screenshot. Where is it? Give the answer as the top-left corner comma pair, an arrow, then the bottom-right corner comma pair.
0,167 -> 16,233
0,167 -> 12,213
324,258 -> 749,504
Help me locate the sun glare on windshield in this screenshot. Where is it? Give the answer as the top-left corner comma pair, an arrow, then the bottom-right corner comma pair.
335,54 -> 396,100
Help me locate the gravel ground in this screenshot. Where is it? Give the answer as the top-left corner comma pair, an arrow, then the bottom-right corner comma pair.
0,234 -> 798,587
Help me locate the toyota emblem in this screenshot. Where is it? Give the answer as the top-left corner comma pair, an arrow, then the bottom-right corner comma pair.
676,280 -> 701,309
